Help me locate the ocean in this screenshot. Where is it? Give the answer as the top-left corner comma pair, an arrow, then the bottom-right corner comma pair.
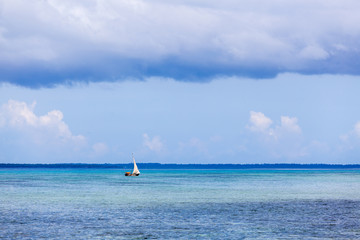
1,168 -> 360,239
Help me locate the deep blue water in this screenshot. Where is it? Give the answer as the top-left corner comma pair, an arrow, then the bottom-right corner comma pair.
1,168 -> 360,239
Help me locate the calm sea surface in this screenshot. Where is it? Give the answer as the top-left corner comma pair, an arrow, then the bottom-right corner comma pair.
1,168 -> 360,239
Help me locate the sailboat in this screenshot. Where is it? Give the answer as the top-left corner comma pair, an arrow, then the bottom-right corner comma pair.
125,153 -> 140,176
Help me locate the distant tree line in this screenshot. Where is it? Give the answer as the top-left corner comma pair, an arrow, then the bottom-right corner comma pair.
0,163 -> 359,169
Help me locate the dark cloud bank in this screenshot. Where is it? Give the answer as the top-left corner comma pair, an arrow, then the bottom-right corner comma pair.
1,0 -> 360,87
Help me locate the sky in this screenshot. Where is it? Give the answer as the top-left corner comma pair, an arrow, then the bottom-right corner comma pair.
1,0 -> 360,164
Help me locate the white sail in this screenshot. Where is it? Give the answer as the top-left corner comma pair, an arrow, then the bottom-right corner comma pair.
132,154 -> 140,175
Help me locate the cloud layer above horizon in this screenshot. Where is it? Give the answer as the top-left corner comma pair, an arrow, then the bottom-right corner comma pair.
1,75 -> 360,164
0,99 -> 109,162
1,0 -> 360,87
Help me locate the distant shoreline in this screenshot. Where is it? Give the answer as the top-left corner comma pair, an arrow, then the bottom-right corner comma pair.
1,163 -> 360,169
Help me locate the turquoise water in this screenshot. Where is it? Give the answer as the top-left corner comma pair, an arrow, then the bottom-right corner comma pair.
1,168 -> 360,239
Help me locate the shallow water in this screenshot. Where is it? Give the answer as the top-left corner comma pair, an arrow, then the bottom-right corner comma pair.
1,169 -> 360,239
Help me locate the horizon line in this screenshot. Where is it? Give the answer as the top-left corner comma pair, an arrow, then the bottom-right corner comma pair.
1,163 -> 360,169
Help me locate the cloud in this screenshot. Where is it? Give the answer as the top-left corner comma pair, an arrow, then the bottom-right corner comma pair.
299,45 -> 329,60
247,111 -> 273,132
339,121 -> 360,147
0,100 -> 86,161
1,0 -> 360,87
247,111 -> 304,159
354,122 -> 360,137
336,121 -> 360,161
143,133 -> 164,152
0,100 -> 85,145
277,116 -> 302,135
248,112 -> 301,138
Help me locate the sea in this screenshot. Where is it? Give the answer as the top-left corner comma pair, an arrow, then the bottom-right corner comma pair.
1,167 -> 360,239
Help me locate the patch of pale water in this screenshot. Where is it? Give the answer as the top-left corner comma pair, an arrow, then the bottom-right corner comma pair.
1,169 -> 360,239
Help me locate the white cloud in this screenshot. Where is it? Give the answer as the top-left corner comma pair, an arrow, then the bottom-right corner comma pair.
299,45 -> 329,60
247,111 -> 304,159
248,112 -> 301,139
339,121 -> 360,149
143,133 -> 164,152
2,0 -> 360,86
354,121 -> 360,137
247,111 -> 273,132
276,116 -> 302,135
339,121 -> 360,142
336,121 -> 360,156
0,99 -> 86,149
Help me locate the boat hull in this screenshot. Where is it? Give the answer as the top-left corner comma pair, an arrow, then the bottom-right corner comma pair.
125,172 -> 139,176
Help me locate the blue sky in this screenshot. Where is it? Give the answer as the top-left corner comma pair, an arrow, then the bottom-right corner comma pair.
1,0 -> 360,163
